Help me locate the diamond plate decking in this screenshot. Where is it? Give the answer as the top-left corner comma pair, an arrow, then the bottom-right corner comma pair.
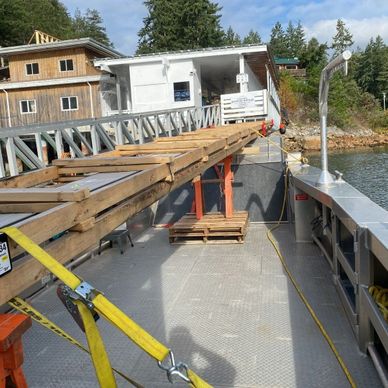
22,225 -> 381,387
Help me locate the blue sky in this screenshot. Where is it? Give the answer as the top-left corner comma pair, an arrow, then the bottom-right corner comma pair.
62,0 -> 388,54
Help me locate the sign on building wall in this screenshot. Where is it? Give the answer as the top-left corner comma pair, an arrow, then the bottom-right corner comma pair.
236,73 -> 249,84
230,94 -> 256,109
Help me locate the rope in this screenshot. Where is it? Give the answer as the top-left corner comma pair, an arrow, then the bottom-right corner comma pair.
266,167 -> 356,388
254,128 -> 309,165
369,286 -> 388,321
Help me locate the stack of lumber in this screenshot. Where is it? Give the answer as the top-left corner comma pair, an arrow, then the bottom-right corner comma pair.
169,211 -> 249,244
0,123 -> 258,305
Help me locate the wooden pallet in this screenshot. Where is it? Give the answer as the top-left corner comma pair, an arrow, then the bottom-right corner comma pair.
169,211 -> 249,244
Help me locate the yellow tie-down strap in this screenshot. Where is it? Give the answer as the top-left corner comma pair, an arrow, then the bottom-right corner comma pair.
2,226 -> 212,388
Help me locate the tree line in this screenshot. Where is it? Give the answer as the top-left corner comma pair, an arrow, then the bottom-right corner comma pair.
0,0 -> 111,47
1,0 -> 387,129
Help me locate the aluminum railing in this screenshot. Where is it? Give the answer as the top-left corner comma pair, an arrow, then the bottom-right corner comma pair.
289,163 -> 388,385
0,104 -> 221,177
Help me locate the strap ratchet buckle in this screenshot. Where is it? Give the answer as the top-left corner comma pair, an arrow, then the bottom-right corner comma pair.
57,282 -> 100,332
158,350 -> 191,384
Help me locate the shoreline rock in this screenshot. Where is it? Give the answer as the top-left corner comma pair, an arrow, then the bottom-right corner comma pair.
283,123 -> 388,152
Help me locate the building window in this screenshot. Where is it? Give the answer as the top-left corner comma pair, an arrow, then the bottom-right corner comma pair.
26,63 -> 39,75
59,59 -> 74,72
61,96 -> 78,111
173,81 -> 190,102
20,100 -> 36,114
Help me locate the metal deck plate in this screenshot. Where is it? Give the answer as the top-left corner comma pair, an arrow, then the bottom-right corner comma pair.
22,225 -> 381,387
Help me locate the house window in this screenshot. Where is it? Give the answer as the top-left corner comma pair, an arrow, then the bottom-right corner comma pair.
59,59 -> 74,72
61,96 -> 78,111
26,63 -> 39,75
173,81 -> 190,102
20,100 -> 36,114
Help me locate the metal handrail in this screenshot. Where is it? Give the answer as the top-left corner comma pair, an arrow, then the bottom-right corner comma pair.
0,104 -> 221,177
317,50 -> 352,186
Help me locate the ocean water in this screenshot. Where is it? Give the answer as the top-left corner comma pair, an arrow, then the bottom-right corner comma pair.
307,146 -> 388,211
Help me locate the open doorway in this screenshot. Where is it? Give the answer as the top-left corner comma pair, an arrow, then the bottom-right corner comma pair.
197,55 -> 240,106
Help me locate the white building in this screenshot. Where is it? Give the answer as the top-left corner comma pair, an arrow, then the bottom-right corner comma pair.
94,45 -> 281,127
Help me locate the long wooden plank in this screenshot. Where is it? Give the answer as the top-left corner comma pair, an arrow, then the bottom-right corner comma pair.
58,165 -> 157,174
52,156 -> 176,166
117,148 -> 196,155
0,188 -> 90,202
0,203 -> 58,213
0,166 -> 58,188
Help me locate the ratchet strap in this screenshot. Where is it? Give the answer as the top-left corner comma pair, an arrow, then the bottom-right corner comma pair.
2,226 -> 212,388
8,296 -> 143,388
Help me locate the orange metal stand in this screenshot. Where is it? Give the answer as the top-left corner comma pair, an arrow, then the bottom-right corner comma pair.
0,314 -> 32,388
192,156 -> 234,220
223,156 -> 233,218
193,177 -> 204,220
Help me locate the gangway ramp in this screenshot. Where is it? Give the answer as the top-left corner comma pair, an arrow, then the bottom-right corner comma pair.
0,123 -> 257,305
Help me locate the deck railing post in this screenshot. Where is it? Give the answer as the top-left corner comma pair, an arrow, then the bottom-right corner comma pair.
317,50 -> 352,186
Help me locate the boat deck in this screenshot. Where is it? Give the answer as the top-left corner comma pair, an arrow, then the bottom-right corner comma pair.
22,224 -> 381,387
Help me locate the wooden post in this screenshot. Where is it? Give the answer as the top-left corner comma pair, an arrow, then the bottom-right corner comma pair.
224,156 -> 233,218
193,176 -> 203,220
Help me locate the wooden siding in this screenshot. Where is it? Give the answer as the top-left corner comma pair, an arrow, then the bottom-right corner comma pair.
6,48 -> 104,82
0,83 -> 102,127
85,49 -> 106,76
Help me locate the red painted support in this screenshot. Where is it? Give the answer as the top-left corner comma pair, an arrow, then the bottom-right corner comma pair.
223,156 -> 233,218
0,314 -> 32,388
193,177 -> 204,220
261,121 -> 267,137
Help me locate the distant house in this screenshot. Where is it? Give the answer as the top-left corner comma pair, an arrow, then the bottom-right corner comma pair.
275,57 -> 306,78
94,45 -> 282,126
0,38 -> 122,127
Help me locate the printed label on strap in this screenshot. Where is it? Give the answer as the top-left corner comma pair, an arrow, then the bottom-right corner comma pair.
0,233 -> 12,277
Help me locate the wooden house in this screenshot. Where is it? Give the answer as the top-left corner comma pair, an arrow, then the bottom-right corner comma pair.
274,57 -> 306,78
0,38 -> 122,127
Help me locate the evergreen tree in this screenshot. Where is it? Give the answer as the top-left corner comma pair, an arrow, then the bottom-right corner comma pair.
71,8 -> 112,46
331,19 -> 354,57
269,22 -> 288,57
137,0 -> 224,54
289,21 -> 306,57
300,37 -> 327,70
242,30 -> 262,45
224,26 -> 241,45
355,36 -> 388,98
0,0 -> 73,46
180,0 -> 224,49
285,21 -> 295,56
137,0 -> 177,54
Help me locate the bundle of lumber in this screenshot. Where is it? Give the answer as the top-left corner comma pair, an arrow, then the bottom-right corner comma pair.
0,123 -> 258,305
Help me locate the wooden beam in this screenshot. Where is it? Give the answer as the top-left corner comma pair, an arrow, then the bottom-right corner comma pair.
58,165 -> 157,174
53,156 -> 175,166
70,217 -> 95,232
0,203 -> 59,213
0,188 -> 90,202
0,166 -> 58,188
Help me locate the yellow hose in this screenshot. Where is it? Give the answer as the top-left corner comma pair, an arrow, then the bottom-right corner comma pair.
266,167 -> 356,388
